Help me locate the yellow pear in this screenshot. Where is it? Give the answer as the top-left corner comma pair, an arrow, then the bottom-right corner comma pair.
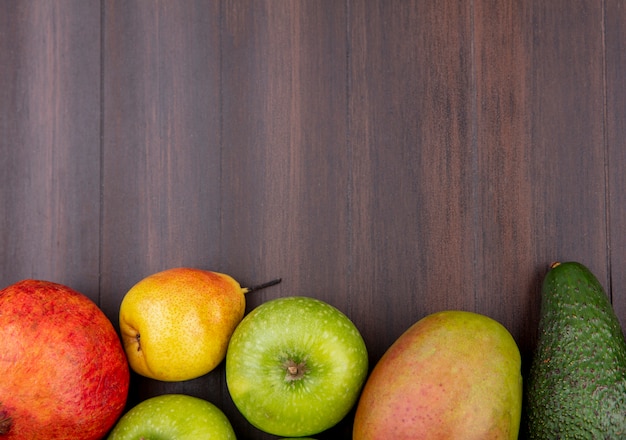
119,267 -> 279,382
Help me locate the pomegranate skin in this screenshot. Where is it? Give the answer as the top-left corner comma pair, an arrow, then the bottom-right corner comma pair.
0,279 -> 130,439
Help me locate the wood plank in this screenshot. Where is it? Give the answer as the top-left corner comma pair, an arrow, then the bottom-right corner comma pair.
527,1 -> 607,275
472,0 -> 608,358
101,0 -> 221,319
221,0 -> 350,305
220,1 -> 350,437
0,1 -> 101,299
606,0 -> 626,325
348,0 -> 475,360
472,0 -> 536,359
520,2 -> 607,435
525,0 -> 608,350
100,0 -> 223,405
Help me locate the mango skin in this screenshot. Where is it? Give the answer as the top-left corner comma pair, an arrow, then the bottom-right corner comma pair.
353,310 -> 522,440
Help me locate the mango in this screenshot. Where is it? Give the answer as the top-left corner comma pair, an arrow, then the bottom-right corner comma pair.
353,310 -> 522,440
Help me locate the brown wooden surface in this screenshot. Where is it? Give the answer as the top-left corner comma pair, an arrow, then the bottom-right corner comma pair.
1,1 -> 625,438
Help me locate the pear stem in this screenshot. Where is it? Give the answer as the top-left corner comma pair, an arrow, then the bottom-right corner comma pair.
243,278 -> 282,294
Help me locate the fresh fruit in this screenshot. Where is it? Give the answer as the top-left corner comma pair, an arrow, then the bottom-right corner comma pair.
119,267 -> 279,381
353,310 -> 522,440
526,261 -> 626,438
107,394 -> 236,439
0,279 -> 129,439
226,296 -> 368,437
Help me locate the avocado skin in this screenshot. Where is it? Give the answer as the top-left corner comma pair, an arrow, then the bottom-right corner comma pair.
527,261 -> 626,439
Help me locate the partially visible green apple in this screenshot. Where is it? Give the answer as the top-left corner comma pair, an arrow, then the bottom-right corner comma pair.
106,394 -> 236,439
226,296 -> 368,437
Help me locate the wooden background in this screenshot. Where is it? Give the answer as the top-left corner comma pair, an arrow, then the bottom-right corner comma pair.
1,1 -> 625,438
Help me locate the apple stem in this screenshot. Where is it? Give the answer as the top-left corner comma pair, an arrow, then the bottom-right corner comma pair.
243,278 -> 282,294
283,358 -> 308,382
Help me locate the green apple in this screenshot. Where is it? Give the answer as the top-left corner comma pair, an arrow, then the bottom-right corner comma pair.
106,394 -> 236,439
226,296 -> 368,437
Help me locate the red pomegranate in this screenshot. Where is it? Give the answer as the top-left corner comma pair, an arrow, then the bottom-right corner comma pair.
0,279 -> 129,439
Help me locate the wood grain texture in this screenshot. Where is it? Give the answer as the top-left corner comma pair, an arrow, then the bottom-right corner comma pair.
220,2 -> 351,437
606,0 -> 626,325
473,0 -> 609,360
100,0 -> 224,405
0,1 -> 623,438
100,0 -> 222,317
528,1 -> 608,270
524,1 -> 609,386
221,0 -> 349,309
472,0 -> 535,358
348,0 -> 477,364
0,1 -> 101,299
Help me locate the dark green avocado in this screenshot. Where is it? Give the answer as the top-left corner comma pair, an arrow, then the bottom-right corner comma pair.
527,261 -> 626,439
